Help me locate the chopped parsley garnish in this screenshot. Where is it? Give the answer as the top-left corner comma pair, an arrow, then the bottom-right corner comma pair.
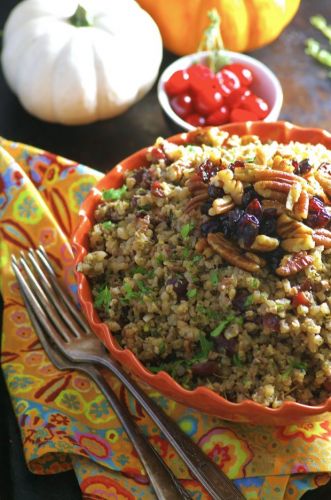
187,288 -> 197,299
210,314 -> 236,337
192,254 -> 202,264
94,285 -> 112,309
292,361 -> 308,372
197,305 -> 219,320
102,221 -> 114,230
182,247 -> 190,259
250,278 -> 260,289
245,157 -> 256,163
122,283 -> 140,302
131,266 -> 154,278
210,269 -> 219,286
137,280 -> 150,294
180,223 -> 195,239
156,253 -> 165,264
233,354 -> 244,367
244,295 -> 254,307
198,332 -> 213,360
103,185 -> 127,201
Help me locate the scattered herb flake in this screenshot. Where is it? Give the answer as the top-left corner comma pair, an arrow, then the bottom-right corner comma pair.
199,332 -> 213,359
245,157 -> 256,163
122,283 -> 139,302
180,223 -> 195,239
210,269 -> 219,286
131,266 -> 154,278
292,361 -> 308,372
210,314 -> 236,337
103,185 -> 127,201
102,221 -> 114,230
94,285 -> 112,309
156,254 -> 165,265
233,354 -> 244,367
192,254 -> 202,263
187,288 -> 197,299
244,295 -> 254,307
182,247 -> 190,259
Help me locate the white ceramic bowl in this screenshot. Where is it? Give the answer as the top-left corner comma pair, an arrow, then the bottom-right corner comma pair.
158,50 -> 283,131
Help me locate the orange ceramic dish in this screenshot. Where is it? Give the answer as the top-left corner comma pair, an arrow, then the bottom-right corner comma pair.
72,121 -> 331,425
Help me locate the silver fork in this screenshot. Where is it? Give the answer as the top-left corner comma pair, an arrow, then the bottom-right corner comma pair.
12,246 -> 244,500
12,255 -> 191,500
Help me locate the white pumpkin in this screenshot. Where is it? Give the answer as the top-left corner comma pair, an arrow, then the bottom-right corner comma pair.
1,0 -> 163,124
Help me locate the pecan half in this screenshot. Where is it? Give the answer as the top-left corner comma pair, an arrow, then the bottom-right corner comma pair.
272,155 -> 295,173
261,199 -> 285,215
281,235 -> 315,253
315,169 -> 331,198
293,190 -> 309,220
208,195 -> 234,216
207,233 -> 264,272
185,191 -> 209,213
277,214 -> 312,238
250,234 -> 279,252
313,228 -> 331,248
195,237 -> 209,253
286,182 -> 302,211
215,169 -> 243,205
186,176 -> 208,194
276,251 -> 314,276
254,180 -> 292,197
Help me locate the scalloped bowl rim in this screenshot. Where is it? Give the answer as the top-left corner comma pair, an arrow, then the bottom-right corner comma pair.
157,50 -> 283,131
72,121 -> 331,424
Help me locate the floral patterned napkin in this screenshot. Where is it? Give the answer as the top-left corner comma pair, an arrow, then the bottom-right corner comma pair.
0,137 -> 330,499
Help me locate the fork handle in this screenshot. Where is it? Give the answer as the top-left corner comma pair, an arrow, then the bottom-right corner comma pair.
79,363 -> 191,500
93,354 -> 244,500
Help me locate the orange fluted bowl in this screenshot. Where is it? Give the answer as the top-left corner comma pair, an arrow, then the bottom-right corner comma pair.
72,121 -> 331,425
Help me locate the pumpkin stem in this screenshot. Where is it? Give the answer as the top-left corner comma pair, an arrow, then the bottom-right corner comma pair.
69,4 -> 92,28
198,9 -> 229,73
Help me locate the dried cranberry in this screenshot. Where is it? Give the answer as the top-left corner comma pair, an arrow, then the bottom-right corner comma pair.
298,159 -> 312,176
200,200 -> 213,215
134,168 -> 152,189
166,277 -> 188,300
306,196 -> 330,228
191,360 -> 219,377
214,335 -> 237,354
196,160 -> 221,183
136,210 -> 149,219
260,208 -> 277,236
262,313 -> 280,333
228,208 -> 244,229
267,248 -> 285,273
228,160 -> 245,172
200,219 -> 223,236
307,211 -> 330,228
239,213 -> 259,247
207,185 -> 224,199
242,186 -> 257,207
309,196 -> 324,212
246,198 -> 262,219
232,288 -> 249,311
151,181 -> 165,198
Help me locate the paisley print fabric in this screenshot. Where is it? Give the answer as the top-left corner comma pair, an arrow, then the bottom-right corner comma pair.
0,137 -> 330,499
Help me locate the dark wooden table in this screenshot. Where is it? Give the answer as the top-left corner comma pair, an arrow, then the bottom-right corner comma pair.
0,0 -> 330,498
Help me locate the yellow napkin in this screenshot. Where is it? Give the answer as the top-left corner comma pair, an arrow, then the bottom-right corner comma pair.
0,137 -> 330,499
